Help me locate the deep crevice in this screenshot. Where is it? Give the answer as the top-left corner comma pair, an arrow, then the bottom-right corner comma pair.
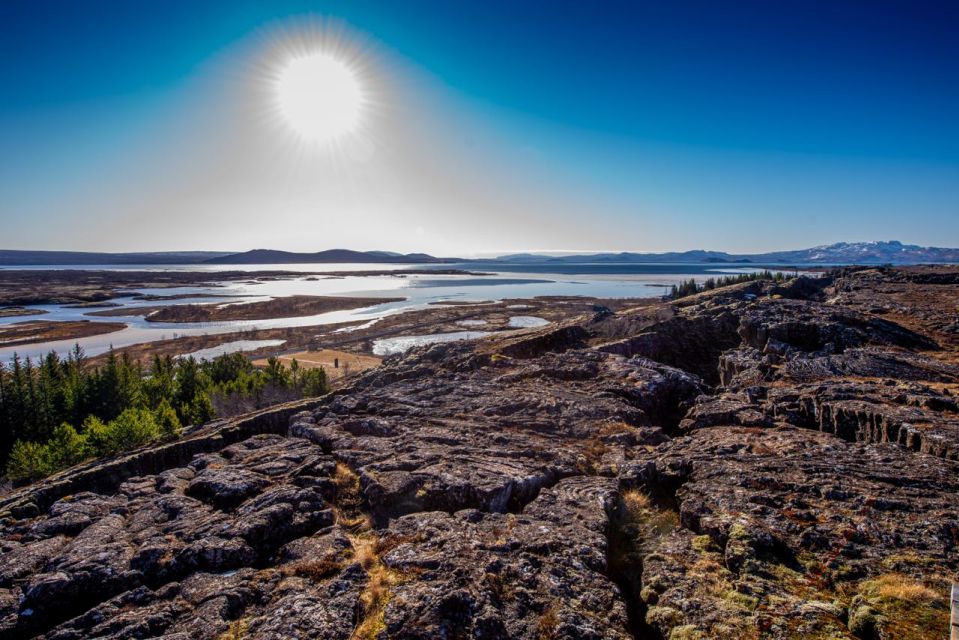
606,492 -> 669,640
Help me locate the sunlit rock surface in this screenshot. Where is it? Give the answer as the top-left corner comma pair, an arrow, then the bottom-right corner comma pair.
1,266 -> 957,639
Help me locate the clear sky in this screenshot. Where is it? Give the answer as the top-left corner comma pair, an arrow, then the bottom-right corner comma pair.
1,0 -> 957,255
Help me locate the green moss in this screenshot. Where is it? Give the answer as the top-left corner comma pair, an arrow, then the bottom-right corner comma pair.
854,574 -> 950,640
723,589 -> 759,611
879,552 -> 939,571
646,605 -> 684,629
847,601 -> 878,638
640,585 -> 660,605
727,522 -> 749,541
691,534 -> 718,554
668,625 -> 705,640
218,618 -> 250,640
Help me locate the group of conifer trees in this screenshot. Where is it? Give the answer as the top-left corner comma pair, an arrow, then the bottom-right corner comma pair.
669,269 -> 788,299
0,347 -> 329,482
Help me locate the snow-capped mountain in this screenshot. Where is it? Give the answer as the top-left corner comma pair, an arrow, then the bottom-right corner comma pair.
759,241 -> 959,264
492,241 -> 959,264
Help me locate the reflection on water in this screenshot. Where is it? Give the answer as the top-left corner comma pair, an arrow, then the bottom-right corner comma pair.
507,316 -> 550,328
372,331 -> 491,356
182,339 -> 286,361
411,278 -> 551,287
0,262 -> 808,362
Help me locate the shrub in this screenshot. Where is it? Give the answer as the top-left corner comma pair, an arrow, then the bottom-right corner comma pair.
301,367 -> 329,397
45,422 -> 90,469
81,415 -> 111,455
100,408 -> 162,454
6,441 -> 52,482
187,392 -> 215,426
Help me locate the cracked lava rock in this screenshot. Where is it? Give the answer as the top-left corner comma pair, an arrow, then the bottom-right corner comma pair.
1,265 -> 957,639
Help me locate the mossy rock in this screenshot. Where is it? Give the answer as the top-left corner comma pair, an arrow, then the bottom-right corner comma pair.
847,602 -> 879,638
691,534 -> 718,554
668,625 -> 705,640
727,522 -> 750,541
854,574 -> 950,639
640,585 -> 660,605
723,589 -> 759,612
646,605 -> 684,629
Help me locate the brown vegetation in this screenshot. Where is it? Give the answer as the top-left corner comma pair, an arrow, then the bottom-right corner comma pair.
0,306 -> 48,318
143,295 -> 405,323
251,350 -> 381,381
86,293 -> 636,368
0,269 -> 313,306
0,320 -> 126,348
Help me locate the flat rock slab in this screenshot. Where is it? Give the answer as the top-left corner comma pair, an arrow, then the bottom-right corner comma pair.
1,266 -> 958,639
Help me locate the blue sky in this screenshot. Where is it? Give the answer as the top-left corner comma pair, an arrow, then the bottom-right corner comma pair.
1,0 -> 957,253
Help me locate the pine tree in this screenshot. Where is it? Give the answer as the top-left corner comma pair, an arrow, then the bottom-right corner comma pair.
188,392 -> 215,426
154,398 -> 182,438
301,367 -> 329,397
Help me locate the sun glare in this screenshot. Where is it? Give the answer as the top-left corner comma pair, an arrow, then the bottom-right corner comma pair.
275,52 -> 364,142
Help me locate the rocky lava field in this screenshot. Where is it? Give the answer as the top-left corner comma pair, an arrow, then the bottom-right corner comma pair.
1,266 -> 957,639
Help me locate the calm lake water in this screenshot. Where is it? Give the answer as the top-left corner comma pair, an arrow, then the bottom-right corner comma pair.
0,262 -> 806,361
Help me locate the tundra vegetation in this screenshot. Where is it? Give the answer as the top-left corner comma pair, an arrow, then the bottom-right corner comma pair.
0,347 -> 328,482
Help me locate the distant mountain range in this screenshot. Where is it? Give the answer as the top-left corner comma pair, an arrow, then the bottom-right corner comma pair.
0,242 -> 956,266
0,250 -> 232,265
204,249 -> 454,264
491,241 -> 959,265
0,249 -> 452,266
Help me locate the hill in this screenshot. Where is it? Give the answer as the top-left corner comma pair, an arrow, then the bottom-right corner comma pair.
0,250 -> 231,265
491,241 -> 959,265
204,249 -> 454,264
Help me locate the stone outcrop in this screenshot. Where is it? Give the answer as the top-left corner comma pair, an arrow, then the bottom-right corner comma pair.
1,266 -> 957,639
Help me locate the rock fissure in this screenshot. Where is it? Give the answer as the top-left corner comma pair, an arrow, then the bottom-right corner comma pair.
2,268 -> 957,638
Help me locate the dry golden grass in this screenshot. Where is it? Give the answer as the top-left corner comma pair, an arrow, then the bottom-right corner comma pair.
348,532 -> 416,640
484,570 -> 515,603
620,489 -> 651,517
285,555 -> 344,581
536,604 -> 560,640
352,535 -> 378,571
597,421 -> 637,437
864,573 -> 938,601
332,461 -> 372,531
855,572 -> 951,639
333,461 -> 359,489
217,618 -> 249,640
252,349 -> 381,381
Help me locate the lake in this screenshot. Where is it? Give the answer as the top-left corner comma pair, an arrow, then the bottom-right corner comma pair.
0,262 -> 806,361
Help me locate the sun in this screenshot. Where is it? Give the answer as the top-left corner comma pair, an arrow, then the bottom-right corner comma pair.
275,52 -> 364,142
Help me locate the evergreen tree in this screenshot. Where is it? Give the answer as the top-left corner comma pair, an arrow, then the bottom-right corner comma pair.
144,354 -> 176,409
301,367 -> 329,397
187,392 -> 215,426
3,347 -> 336,481
100,408 -> 161,454
264,357 -> 290,388
45,423 -> 90,469
154,398 -> 182,438
82,415 -> 111,456
290,358 -> 300,387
